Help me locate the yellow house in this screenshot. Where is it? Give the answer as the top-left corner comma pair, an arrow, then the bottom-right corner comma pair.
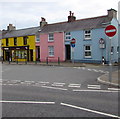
2,24 -> 40,62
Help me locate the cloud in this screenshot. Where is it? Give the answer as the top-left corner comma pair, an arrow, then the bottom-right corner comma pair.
0,0 -> 119,30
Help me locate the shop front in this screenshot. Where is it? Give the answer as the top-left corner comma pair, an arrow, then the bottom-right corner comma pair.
2,46 -> 30,62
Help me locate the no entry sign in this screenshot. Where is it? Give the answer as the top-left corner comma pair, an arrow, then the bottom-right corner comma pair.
105,25 -> 117,37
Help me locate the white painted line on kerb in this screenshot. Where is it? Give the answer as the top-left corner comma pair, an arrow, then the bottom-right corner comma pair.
73,89 -> 118,93
61,103 -> 120,118
0,100 -> 55,104
41,86 -> 68,91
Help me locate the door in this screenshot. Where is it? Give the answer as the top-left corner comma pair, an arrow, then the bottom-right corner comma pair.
30,50 -> 33,61
5,50 -> 10,61
65,45 -> 71,60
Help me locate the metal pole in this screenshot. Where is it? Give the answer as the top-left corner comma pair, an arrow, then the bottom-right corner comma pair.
72,47 -> 74,64
109,37 -> 112,82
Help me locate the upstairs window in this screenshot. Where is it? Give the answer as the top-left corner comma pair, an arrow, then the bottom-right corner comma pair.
6,38 -> 9,46
23,36 -> 28,45
117,46 -> 119,53
48,33 -> 54,42
14,37 -> 17,45
84,45 -> 92,58
36,34 -> 40,42
65,32 -> 71,40
111,46 -> 114,54
84,30 -> 91,40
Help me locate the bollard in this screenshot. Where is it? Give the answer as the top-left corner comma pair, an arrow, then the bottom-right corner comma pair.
58,57 -> 60,65
46,57 -> 48,65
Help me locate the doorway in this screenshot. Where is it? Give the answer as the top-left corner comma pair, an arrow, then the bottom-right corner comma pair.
65,45 -> 71,60
30,50 -> 33,61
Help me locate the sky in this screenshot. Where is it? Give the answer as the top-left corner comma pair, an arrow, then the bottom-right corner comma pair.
0,0 -> 120,30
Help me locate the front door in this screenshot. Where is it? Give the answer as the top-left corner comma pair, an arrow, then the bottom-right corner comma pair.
30,50 -> 33,61
5,50 -> 10,61
65,45 -> 71,60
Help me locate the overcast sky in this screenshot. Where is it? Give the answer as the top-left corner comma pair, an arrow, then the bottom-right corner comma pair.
0,0 -> 119,30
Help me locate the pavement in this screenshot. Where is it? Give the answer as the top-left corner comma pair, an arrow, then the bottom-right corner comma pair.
97,70 -> 120,87
1,61 -> 119,87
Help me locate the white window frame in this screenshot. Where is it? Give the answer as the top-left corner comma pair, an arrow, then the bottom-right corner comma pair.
48,46 -> 54,57
117,46 -> 119,53
36,34 -> 40,42
84,30 -> 91,40
84,45 -> 92,58
48,33 -> 54,42
111,46 -> 114,55
65,32 -> 71,41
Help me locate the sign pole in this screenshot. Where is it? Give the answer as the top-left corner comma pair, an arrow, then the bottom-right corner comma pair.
109,37 -> 112,82
72,47 -> 74,64
105,25 -> 117,83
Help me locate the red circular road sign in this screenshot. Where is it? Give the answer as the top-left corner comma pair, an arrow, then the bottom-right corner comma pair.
105,25 -> 117,37
71,38 -> 76,44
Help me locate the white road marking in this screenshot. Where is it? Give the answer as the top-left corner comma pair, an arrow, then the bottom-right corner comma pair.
73,89 -> 118,93
0,100 -> 55,104
87,85 -> 101,89
41,86 -> 68,91
60,103 -> 120,118
68,84 -> 81,88
52,82 -> 65,87
108,88 -> 120,91
38,81 -> 49,84
52,84 -> 64,87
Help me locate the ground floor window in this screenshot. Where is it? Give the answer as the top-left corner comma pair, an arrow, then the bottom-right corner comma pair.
12,50 -> 27,59
84,45 -> 92,58
48,46 -> 54,56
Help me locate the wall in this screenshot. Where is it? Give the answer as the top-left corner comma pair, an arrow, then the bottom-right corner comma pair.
40,32 -> 65,62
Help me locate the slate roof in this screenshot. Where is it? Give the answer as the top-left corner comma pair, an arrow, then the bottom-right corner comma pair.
2,26 -> 40,39
40,15 -> 112,33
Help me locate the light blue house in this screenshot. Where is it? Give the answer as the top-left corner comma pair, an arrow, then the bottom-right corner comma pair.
65,9 -> 119,64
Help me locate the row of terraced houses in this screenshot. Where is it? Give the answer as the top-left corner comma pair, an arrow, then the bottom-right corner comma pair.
0,9 -> 120,64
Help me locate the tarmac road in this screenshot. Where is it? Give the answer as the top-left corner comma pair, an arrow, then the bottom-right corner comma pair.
1,64 -> 119,118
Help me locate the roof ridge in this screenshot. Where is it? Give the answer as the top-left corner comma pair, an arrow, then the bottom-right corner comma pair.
15,26 -> 40,31
45,15 -> 108,26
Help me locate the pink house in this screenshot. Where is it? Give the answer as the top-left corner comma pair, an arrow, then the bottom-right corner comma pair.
36,13 -> 76,62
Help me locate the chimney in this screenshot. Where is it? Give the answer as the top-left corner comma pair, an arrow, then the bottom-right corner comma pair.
107,8 -> 117,19
40,17 -> 47,28
7,24 -> 16,31
68,11 -> 76,22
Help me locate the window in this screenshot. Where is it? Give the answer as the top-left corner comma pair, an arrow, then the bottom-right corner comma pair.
65,32 -> 71,40
111,46 -> 114,54
36,34 -> 40,42
14,37 -> 17,45
48,33 -> 54,42
84,45 -> 92,58
48,46 -> 54,56
84,30 -> 91,40
6,38 -> 9,46
117,46 -> 119,53
23,36 -> 28,45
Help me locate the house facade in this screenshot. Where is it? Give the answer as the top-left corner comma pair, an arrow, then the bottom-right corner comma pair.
38,9 -> 119,64
1,24 -> 40,62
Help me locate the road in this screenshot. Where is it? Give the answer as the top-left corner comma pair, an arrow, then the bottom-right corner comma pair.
1,64 -> 119,118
